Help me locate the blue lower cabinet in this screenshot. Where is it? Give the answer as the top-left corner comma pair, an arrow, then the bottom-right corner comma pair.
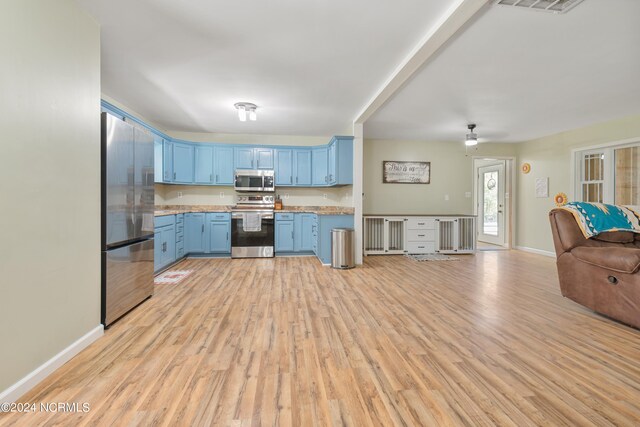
207,212 -> 231,253
294,214 -> 315,252
185,213 -> 206,253
155,215 -> 177,272
154,229 -> 162,271
275,220 -> 294,252
153,224 -> 176,272
315,215 -> 354,265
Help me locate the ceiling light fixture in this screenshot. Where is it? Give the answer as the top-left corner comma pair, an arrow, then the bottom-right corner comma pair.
234,102 -> 258,122
465,124 -> 478,146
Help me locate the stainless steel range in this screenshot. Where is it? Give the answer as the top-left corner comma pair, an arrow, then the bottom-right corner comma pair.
231,194 -> 275,258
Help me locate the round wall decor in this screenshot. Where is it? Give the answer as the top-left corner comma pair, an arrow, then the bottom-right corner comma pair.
554,192 -> 568,207
521,163 -> 531,174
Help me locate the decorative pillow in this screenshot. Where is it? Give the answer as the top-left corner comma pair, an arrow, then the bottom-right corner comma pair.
559,202 -> 640,239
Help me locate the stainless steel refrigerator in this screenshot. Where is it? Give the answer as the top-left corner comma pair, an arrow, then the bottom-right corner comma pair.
101,112 -> 155,327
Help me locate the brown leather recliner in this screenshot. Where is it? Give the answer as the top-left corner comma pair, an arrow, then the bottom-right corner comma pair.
549,208 -> 640,329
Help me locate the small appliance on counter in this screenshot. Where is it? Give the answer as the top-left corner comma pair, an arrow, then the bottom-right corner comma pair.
231,194 -> 275,258
274,195 -> 283,210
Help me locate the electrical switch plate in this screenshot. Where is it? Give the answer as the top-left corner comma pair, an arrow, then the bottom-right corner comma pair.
444,194 -> 449,201
219,192 -> 224,198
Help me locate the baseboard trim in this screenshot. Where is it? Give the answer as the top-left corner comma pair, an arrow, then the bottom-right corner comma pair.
0,324 -> 104,403
515,246 -> 555,258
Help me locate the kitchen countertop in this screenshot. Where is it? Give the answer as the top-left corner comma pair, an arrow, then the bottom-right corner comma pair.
155,205 -> 354,216
277,206 -> 354,215
155,205 -> 231,216
363,213 -> 476,217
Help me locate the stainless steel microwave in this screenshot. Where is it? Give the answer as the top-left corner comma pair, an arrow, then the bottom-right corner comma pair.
234,169 -> 275,192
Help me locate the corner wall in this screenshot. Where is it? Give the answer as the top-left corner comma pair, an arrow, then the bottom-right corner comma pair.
516,113 -> 640,253
0,1 -> 101,396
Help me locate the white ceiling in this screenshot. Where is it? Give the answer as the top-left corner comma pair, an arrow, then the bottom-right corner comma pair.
366,0 -> 640,142
76,0 -> 455,135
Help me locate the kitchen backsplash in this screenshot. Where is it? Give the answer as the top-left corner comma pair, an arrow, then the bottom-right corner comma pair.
155,184 -> 353,207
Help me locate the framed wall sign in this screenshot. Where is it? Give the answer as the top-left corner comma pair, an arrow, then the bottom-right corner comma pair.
382,161 -> 431,184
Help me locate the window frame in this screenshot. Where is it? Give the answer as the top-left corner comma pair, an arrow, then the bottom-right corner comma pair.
572,137 -> 640,204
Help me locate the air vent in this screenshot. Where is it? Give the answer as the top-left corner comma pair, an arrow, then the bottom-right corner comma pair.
495,0 -> 584,14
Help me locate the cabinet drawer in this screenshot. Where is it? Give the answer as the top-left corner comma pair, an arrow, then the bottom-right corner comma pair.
176,246 -> 184,259
155,215 -> 175,228
275,213 -> 294,221
407,229 -> 435,242
176,231 -> 184,243
406,241 -> 436,254
176,223 -> 184,233
407,218 -> 435,230
207,212 -> 230,221
175,214 -> 184,224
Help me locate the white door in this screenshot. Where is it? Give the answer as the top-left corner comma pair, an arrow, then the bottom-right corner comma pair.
478,163 -> 505,245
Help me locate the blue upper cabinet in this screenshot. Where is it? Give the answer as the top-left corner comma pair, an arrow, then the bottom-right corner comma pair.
330,136 -> 354,185
163,140 -> 174,182
235,147 -> 273,170
255,148 -> 274,169
173,142 -> 194,183
328,142 -> 337,185
294,149 -> 312,186
154,136 -> 163,183
194,145 -> 214,184
214,146 -> 234,185
275,149 -> 293,186
234,147 -> 254,170
312,147 -> 329,186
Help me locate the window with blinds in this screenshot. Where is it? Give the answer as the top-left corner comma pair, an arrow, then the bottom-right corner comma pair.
615,146 -> 640,205
575,141 -> 640,205
580,152 -> 604,203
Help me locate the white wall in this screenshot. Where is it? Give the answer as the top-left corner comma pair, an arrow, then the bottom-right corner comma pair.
0,1 -> 101,395
364,139 -> 517,214
516,113 -> 640,253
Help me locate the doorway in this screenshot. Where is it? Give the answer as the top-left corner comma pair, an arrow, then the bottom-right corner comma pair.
473,158 -> 512,249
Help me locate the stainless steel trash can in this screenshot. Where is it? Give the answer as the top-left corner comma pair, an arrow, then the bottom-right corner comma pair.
331,228 -> 355,269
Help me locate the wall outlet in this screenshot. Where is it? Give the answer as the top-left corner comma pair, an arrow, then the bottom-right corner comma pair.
465,192 -> 471,198
219,192 -> 224,198
444,194 -> 449,201
177,191 -> 183,198
284,193 -> 289,199
323,193 -> 328,199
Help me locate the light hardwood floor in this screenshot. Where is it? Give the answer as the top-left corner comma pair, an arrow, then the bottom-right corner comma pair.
1,251 -> 640,426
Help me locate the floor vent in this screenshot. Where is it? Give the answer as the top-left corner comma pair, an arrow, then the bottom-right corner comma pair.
494,0 -> 584,14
